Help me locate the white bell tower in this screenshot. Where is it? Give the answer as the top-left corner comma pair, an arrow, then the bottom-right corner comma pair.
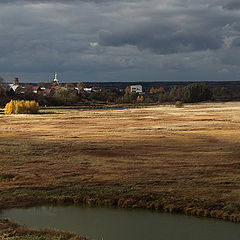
53,72 -> 59,85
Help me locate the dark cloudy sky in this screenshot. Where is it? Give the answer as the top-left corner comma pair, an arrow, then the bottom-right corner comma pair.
1,0 -> 240,82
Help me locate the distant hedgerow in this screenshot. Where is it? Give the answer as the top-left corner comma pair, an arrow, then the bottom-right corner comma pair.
4,100 -> 39,114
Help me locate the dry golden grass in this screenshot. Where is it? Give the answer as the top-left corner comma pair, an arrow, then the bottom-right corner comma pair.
0,102 -> 240,221
0,219 -> 86,240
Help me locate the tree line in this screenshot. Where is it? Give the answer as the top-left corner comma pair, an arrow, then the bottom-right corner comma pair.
0,78 -> 240,107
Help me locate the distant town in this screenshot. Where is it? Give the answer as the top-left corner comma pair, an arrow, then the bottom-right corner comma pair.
0,73 -> 240,107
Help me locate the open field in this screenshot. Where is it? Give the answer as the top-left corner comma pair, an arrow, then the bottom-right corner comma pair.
0,102 -> 240,223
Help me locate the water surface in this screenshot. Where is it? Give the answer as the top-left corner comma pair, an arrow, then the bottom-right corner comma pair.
1,206 -> 240,240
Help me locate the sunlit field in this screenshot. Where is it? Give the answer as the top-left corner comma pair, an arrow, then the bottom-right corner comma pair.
0,102 -> 240,222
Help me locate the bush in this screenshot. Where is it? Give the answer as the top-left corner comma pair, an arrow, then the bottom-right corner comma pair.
4,100 -> 39,114
136,95 -> 144,102
175,101 -> 184,108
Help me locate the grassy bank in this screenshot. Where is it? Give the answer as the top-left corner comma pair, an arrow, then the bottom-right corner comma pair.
0,219 -> 86,240
0,102 -> 240,231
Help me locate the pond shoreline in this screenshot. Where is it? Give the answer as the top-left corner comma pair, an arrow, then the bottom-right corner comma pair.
1,194 -> 240,223
1,198 -> 240,240
2,205 -> 240,240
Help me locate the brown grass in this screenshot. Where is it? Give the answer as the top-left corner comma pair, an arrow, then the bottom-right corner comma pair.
0,102 -> 240,222
0,219 -> 86,239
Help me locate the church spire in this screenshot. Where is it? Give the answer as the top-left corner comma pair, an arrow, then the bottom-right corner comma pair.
53,72 -> 59,85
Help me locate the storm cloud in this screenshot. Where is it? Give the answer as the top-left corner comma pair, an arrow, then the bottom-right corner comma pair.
99,23 -> 222,54
221,1 -> 240,10
0,0 -> 240,82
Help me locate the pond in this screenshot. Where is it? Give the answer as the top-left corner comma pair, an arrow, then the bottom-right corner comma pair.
1,206 -> 240,240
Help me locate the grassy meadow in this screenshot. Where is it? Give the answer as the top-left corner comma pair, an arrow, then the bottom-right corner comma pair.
0,102 -> 240,223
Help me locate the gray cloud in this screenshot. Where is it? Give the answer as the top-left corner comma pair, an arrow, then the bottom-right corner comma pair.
211,0 -> 240,10
99,28 -> 222,54
231,37 -> 240,47
0,0 -> 240,82
98,2 -> 235,55
0,0 -> 128,4
222,1 -> 240,10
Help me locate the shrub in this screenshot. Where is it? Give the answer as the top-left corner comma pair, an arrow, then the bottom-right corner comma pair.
136,95 -> 144,102
175,101 -> 184,108
4,100 -> 39,114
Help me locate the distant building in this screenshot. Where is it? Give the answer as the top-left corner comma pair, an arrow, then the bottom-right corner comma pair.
9,77 -> 21,92
81,86 -> 101,93
92,86 -> 102,92
13,77 -> 19,85
43,88 -> 53,95
32,86 -> 54,96
53,73 -> 59,85
130,85 -> 143,93
32,86 -> 40,94
32,86 -> 45,94
83,87 -> 92,92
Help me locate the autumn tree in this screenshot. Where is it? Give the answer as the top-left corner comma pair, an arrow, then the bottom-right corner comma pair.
65,83 -> 75,89
4,100 -> 39,114
182,83 -> 212,103
124,86 -> 131,94
53,89 -> 79,105
149,87 -> 165,94
0,76 -> 8,106
136,95 -> 144,102
77,82 -> 86,90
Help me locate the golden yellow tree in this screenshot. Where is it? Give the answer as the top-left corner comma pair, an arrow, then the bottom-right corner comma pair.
136,95 -> 144,102
4,100 -> 39,114
4,100 -> 15,114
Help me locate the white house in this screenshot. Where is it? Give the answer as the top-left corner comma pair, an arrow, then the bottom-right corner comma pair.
83,87 -> 92,92
9,77 -> 20,92
130,85 -> 143,93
